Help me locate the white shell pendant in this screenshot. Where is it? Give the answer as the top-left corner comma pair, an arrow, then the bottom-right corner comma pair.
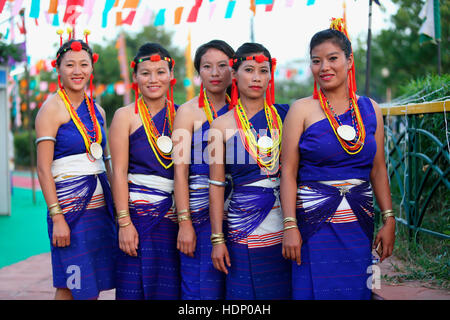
257,135 -> 274,149
89,142 -> 103,160
156,135 -> 173,154
336,125 -> 356,141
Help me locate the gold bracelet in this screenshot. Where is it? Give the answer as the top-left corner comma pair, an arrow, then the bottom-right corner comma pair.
283,217 -> 297,224
283,225 -> 298,232
177,215 -> 192,223
49,204 -> 63,217
380,209 -> 394,216
48,202 -> 59,209
210,233 -> 224,239
177,209 -> 190,215
119,221 -> 132,228
211,239 -> 226,246
381,210 -> 395,224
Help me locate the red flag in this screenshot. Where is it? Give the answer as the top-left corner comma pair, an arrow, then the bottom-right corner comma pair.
265,0 -> 275,11
124,10 -> 136,25
0,0 -> 7,14
187,0 -> 202,23
63,0 -> 84,25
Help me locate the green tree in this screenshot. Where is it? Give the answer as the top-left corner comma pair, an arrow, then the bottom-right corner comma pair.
353,0 -> 449,102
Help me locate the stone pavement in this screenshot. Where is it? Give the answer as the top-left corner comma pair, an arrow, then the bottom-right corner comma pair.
0,251 -> 448,300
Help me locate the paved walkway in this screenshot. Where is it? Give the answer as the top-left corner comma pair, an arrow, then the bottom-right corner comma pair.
0,251 -> 448,300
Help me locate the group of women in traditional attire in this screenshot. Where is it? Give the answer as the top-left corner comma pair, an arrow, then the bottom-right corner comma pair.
35,18 -> 396,300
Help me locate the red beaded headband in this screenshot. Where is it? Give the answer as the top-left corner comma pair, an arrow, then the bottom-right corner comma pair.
50,29 -> 99,68
130,54 -> 175,70
229,54 -> 277,108
130,54 -> 177,114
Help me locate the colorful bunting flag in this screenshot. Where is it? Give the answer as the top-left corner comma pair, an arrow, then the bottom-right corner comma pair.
187,0 -> 202,23
0,0 -> 7,14
48,0 -> 58,14
102,0 -> 116,28
174,6 -> 184,25
225,0 -> 236,19
29,0 -> 41,19
154,8 -> 166,26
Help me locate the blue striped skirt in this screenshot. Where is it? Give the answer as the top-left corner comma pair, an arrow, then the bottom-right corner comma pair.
180,175 -> 226,300
48,174 -> 117,300
293,180 -> 373,300
115,217 -> 180,300
226,242 -> 291,300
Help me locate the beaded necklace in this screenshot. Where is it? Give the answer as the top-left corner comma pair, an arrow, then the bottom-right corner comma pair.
200,87 -> 231,124
318,89 -> 366,155
234,98 -> 282,174
58,88 -> 103,160
137,96 -> 175,169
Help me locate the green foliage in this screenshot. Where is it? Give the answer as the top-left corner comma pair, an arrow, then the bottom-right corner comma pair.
13,130 -> 36,167
0,41 -> 23,65
353,0 -> 449,102
384,74 -> 450,288
275,80 -> 314,105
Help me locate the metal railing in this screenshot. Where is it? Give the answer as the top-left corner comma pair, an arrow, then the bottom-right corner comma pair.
381,101 -> 450,242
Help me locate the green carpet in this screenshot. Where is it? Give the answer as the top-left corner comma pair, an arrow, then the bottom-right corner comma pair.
0,187 -> 50,269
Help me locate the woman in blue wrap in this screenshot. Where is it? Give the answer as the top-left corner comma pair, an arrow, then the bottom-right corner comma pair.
280,19 -> 396,300
173,40 -> 234,300
208,42 -> 291,300
109,43 -> 179,300
35,32 -> 117,300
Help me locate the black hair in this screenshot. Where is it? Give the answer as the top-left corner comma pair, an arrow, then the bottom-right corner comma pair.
231,42 -> 272,71
56,39 -> 93,67
132,42 -> 174,73
309,29 -> 352,58
194,39 -> 235,73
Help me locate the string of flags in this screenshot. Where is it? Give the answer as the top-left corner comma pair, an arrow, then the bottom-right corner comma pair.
0,0 -> 318,31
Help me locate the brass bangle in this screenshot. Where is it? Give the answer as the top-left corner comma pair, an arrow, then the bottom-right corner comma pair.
380,209 -> 394,216
119,221 -> 132,228
210,233 -> 224,239
177,215 -> 191,223
177,209 -> 190,215
48,202 -> 59,210
211,239 -> 226,246
116,209 -> 130,220
49,203 -> 63,217
382,211 -> 395,224
283,217 -> 297,224
283,225 -> 298,232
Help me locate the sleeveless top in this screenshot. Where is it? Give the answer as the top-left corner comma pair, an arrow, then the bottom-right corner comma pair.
54,98 -> 107,160
298,96 -> 377,182
225,104 -> 289,186
128,104 -> 179,180
190,104 -> 230,176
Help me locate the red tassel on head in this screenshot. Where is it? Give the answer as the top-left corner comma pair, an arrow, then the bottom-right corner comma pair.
89,74 -> 94,108
167,78 -> 177,114
230,78 -> 238,110
51,60 -> 57,68
265,86 -> 272,106
270,58 -> 276,105
313,81 -> 319,99
132,82 -> 139,114
198,82 -> 205,108
92,53 -> 99,64
58,75 -> 63,90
